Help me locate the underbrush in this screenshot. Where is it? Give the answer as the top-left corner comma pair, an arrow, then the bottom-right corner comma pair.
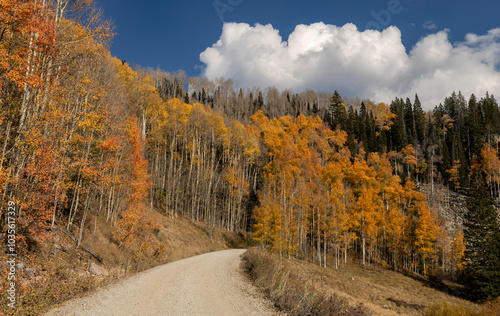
424,298 -> 500,316
223,230 -> 258,248
242,247 -> 494,316
0,253 -> 107,316
243,248 -> 371,316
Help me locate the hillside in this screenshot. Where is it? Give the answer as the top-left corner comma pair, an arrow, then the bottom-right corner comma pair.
244,248 -> 499,316
0,209 -> 248,315
1,1 -> 499,315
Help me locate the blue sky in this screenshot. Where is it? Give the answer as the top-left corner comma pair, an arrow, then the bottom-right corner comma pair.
95,0 -> 500,108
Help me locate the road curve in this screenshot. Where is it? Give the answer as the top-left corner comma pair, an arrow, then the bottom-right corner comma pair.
45,249 -> 276,316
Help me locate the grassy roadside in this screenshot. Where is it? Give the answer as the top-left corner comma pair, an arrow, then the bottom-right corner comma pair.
242,248 -> 498,316
0,209 -> 249,315
243,248 -> 371,315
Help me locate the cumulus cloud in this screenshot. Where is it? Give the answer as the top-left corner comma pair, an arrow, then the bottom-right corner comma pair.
200,22 -> 500,109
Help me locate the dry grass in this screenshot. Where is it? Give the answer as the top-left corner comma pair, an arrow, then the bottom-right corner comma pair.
87,209 -> 242,272
294,261 -> 482,316
243,248 -> 491,316
243,248 -> 371,315
424,297 -> 500,316
0,254 -> 105,316
0,209 -> 243,315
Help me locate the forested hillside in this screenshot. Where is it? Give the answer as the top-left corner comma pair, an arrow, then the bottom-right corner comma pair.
158,71 -> 500,198
1,0 -> 499,311
0,0 -> 165,257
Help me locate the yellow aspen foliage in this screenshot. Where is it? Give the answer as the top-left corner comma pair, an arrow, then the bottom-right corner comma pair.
401,144 -> 418,167
370,102 -> 396,131
481,143 -> 500,194
446,160 -> 461,189
451,230 -> 466,271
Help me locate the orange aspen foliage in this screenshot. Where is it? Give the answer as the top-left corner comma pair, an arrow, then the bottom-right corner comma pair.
451,230 -> 466,272
370,102 -> 396,131
113,108 -> 160,258
224,166 -> 249,197
441,114 -> 454,135
413,202 -> 437,255
17,139 -> 65,242
446,160 -> 461,189
0,0 -> 56,91
404,180 -> 438,273
401,144 -> 418,167
125,117 -> 151,205
481,144 -> 500,186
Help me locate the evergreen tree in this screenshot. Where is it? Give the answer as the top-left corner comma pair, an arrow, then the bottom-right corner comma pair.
463,167 -> 500,303
312,102 -> 319,115
201,88 -> 207,104
350,106 -> 360,141
413,94 -> 427,148
466,94 -> 485,160
390,98 -> 407,151
346,106 -> 358,156
456,139 -> 469,187
481,93 -> 500,144
358,101 -> 369,149
441,138 -> 452,176
404,97 -> 415,146
256,91 -> 264,111
367,111 -> 377,153
328,90 -> 347,130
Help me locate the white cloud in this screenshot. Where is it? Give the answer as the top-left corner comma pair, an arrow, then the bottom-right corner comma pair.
423,21 -> 437,30
200,22 -> 500,109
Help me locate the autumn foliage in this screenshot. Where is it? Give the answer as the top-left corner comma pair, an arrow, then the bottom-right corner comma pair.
1,1 -> 498,306
0,0 -> 161,258
249,111 -> 447,275
146,98 -> 259,233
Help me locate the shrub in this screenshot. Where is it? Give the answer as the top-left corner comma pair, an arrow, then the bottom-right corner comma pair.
424,300 -> 481,316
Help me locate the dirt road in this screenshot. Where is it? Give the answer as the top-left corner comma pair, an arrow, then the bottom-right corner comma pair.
45,249 -> 277,316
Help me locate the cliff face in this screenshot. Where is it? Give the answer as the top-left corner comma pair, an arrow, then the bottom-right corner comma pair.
418,183 -> 500,230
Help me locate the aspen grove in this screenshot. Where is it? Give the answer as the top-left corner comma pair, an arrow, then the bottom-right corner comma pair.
2,0 -> 500,287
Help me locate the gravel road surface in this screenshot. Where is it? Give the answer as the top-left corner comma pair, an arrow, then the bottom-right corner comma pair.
45,249 -> 277,316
